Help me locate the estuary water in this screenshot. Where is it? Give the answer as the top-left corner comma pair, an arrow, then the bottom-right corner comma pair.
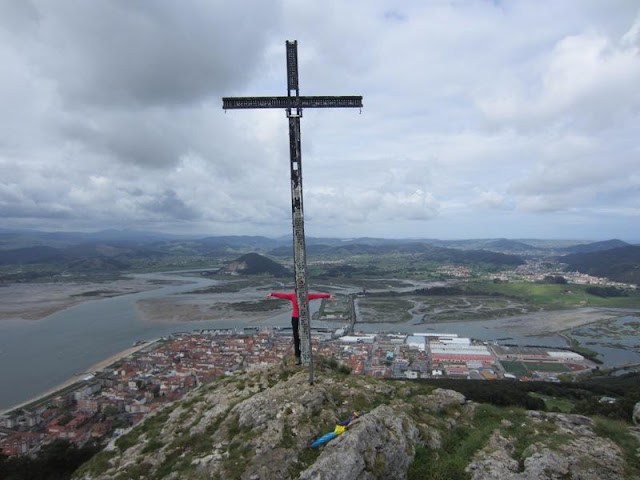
0,272 -> 315,409
1,272 -> 639,409
0,273 -> 220,409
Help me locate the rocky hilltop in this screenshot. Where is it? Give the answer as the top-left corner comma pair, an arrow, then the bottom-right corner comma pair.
74,361 -> 638,480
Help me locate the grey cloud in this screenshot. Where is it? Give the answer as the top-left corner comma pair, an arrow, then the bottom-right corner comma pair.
1,1 -> 639,240
30,0 -> 281,108
59,109 -> 187,169
144,189 -> 200,220
0,0 -> 40,36
0,180 -> 74,219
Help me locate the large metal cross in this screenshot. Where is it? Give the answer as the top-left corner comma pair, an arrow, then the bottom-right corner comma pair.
223,40 -> 362,383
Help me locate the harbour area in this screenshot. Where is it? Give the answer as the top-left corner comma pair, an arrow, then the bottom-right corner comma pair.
0,327 -> 598,457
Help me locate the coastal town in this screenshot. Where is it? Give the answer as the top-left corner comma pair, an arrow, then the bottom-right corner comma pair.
439,260 -> 637,288
0,327 -> 595,457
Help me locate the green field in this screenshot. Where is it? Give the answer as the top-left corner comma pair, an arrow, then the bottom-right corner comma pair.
529,393 -> 575,413
501,361 -> 529,375
463,281 -> 640,309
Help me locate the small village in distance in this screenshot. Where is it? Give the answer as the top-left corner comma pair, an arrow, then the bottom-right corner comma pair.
1,325 -> 595,457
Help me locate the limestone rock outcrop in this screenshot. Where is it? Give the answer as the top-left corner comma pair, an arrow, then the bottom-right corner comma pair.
74,363 -> 635,480
299,405 -> 420,480
466,411 -> 627,480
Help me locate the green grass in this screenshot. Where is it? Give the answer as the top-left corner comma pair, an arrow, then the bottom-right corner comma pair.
114,429 -> 141,452
501,361 -> 529,375
73,450 -> 116,478
408,404 -> 516,480
593,417 -> 640,478
501,360 -> 569,375
464,280 -> 640,309
529,393 -> 574,413
288,447 -> 322,478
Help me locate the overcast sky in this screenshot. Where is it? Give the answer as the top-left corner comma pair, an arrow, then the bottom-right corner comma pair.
1,1 -> 639,241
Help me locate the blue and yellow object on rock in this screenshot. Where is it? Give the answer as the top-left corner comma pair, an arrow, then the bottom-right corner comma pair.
310,412 -> 360,448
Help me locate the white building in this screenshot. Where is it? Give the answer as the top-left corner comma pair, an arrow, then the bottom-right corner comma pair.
406,336 -> 426,351
413,333 -> 459,339
439,337 -> 471,345
339,335 -> 376,344
547,351 -> 585,361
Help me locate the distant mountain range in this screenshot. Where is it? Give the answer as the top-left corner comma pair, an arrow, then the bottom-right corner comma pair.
1,228 -> 634,252
0,228 -> 637,283
270,242 -> 525,269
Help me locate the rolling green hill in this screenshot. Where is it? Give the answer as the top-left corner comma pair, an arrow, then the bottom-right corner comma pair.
561,245 -> 640,284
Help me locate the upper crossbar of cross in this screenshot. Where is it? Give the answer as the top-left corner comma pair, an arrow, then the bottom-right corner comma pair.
222,41 -> 362,113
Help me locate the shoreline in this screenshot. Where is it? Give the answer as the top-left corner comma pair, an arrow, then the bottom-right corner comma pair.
0,277 -> 185,323
488,307 -> 634,336
0,339 -> 161,415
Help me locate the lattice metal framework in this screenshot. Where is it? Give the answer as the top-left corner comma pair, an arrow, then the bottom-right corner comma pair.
222,40 -> 362,384
222,96 -> 363,110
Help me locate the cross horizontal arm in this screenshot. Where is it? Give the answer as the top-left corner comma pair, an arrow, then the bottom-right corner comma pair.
222,96 -> 363,110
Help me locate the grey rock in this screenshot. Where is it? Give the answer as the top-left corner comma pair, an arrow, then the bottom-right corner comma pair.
633,401 -> 640,426
299,405 -> 420,480
466,412 -> 627,480
74,365 -> 633,480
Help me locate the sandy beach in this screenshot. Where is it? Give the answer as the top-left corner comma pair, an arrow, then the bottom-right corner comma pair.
0,340 -> 159,415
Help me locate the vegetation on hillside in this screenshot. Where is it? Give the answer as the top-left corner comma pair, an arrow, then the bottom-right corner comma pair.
561,245 -> 640,285
218,252 -> 289,277
0,440 -> 99,480
411,371 -> 640,422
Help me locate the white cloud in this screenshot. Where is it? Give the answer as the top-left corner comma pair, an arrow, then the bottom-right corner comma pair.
0,0 -> 639,240
476,23 -> 640,131
473,190 -> 507,210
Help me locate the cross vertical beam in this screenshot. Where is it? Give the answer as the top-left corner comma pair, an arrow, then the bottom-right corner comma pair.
222,41 -> 362,384
284,42 -> 313,380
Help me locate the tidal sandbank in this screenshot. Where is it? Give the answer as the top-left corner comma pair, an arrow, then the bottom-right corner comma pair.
0,277 -> 183,322
493,307 -> 639,336
135,296 -> 287,324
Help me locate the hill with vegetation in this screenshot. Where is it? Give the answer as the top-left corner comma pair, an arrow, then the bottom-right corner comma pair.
560,245 -> 640,284
272,242 -> 526,274
217,252 -> 289,277
559,239 -> 630,254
